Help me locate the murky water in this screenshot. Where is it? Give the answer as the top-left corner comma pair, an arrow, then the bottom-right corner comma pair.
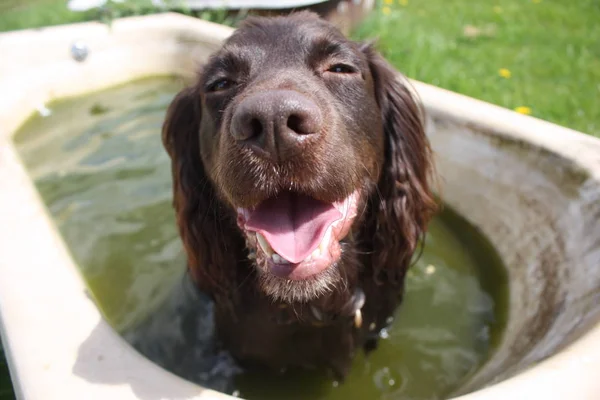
13,77 -> 507,400
0,347 -> 13,400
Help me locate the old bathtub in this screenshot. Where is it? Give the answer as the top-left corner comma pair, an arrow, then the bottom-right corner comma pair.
0,13 -> 599,400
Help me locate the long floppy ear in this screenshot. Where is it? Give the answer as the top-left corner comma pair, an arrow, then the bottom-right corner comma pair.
162,85 -> 240,303
363,45 -> 438,285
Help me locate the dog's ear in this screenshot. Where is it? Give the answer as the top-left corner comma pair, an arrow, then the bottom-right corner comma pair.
362,45 -> 438,285
162,85 -> 239,301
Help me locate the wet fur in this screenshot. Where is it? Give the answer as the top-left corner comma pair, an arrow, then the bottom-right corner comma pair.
161,12 -> 437,379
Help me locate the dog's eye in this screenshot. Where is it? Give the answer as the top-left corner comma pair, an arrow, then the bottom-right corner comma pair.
208,78 -> 234,92
327,64 -> 355,74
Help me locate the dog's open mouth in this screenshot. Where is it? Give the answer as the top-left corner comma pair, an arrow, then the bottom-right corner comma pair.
237,190 -> 359,280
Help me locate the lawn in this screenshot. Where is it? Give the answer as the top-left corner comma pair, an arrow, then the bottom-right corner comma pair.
354,0 -> 600,136
0,0 -> 88,31
1,0 -> 598,135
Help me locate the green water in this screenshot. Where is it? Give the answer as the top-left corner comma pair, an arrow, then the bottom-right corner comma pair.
11,77 -> 508,400
0,347 -> 13,400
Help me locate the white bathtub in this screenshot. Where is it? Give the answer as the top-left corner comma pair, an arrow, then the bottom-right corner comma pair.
0,13 -> 599,400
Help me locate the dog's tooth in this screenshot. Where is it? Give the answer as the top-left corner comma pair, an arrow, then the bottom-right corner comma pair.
256,232 -> 273,256
320,227 -> 332,252
311,247 -> 321,259
237,207 -> 249,220
272,253 -> 291,264
343,197 -> 349,217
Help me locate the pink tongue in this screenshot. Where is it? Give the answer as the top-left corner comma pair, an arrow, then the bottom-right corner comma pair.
245,192 -> 342,264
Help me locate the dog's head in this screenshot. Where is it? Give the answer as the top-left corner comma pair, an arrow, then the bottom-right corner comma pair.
163,12 -> 436,305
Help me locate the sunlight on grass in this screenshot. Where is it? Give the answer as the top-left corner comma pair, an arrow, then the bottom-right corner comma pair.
2,1 -> 598,135
0,0 -> 87,31
353,0 -> 600,136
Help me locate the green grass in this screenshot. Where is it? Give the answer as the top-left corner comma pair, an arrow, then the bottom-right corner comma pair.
353,0 -> 600,136
0,0 -> 239,33
1,0 -> 598,134
0,0 -> 88,31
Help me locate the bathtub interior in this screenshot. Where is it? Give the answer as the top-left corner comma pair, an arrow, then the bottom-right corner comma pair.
0,12 -> 599,400
10,74 -> 508,400
423,106 -> 600,394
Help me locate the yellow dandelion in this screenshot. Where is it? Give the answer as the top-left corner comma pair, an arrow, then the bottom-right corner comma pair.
399,0 -> 408,6
493,6 -> 502,13
498,68 -> 511,78
532,0 -> 542,3
382,6 -> 391,15
384,0 -> 393,4
515,106 -> 532,115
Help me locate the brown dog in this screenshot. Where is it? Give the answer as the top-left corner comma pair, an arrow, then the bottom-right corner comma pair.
161,11 -> 436,380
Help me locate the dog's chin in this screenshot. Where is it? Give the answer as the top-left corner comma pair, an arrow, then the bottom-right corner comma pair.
256,262 -> 342,303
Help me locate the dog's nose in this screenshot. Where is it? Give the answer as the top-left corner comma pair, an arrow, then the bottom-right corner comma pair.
231,90 -> 323,161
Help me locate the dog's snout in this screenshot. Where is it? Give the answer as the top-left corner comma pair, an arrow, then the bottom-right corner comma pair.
231,90 -> 322,160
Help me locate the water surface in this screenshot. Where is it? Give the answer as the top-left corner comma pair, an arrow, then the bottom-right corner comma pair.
13,77 -> 507,400
0,347 -> 13,400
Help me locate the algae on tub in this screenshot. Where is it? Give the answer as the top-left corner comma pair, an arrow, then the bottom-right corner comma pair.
13,77 -> 507,400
